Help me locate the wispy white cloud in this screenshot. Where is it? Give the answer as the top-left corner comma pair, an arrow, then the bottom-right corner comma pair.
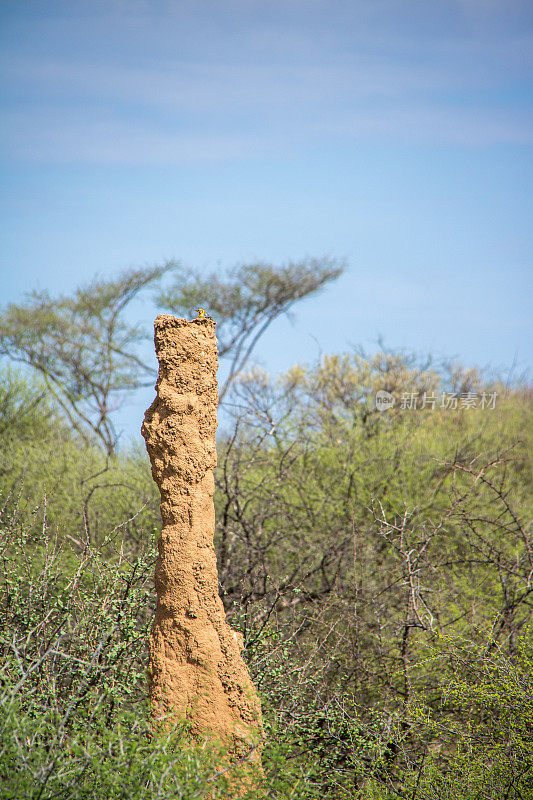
1,0 -> 532,164
2,93 -> 530,168
320,104 -> 533,146
2,55 -> 504,112
0,112 -> 284,165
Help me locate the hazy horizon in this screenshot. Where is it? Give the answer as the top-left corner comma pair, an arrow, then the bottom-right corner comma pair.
1,0 -> 532,442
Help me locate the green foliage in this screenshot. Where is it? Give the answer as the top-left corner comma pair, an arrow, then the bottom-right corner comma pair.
0,345 -> 531,798
356,633 -> 533,799
216,353 -> 531,796
0,367 -> 51,442
0,266 -> 171,454
0,365 -> 159,552
0,259 -> 343,449
158,258 -> 344,399
410,633 -> 533,799
0,505 -> 264,800
0,702 -> 214,800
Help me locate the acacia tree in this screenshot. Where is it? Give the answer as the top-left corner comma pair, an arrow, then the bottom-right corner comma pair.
158,258 -> 344,400
0,266 -> 171,455
0,258 -> 343,452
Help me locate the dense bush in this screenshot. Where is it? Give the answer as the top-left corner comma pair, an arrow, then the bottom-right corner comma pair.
0,353 -> 531,798
0,502 -> 268,799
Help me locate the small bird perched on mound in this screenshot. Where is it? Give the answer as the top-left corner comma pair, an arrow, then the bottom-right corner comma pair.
195,307 -> 214,321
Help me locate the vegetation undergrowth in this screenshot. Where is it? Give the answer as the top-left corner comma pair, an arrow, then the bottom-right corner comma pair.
0,349 -> 531,798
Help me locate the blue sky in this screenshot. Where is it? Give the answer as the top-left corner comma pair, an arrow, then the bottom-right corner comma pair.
1,0 -> 532,441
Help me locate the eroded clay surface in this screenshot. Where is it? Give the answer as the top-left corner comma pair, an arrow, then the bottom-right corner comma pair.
141,315 -> 263,768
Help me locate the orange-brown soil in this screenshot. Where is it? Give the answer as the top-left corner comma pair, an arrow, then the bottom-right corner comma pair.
141,315 -> 263,774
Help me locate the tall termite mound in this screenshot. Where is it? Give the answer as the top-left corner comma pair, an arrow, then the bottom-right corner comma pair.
141,314 -> 263,767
